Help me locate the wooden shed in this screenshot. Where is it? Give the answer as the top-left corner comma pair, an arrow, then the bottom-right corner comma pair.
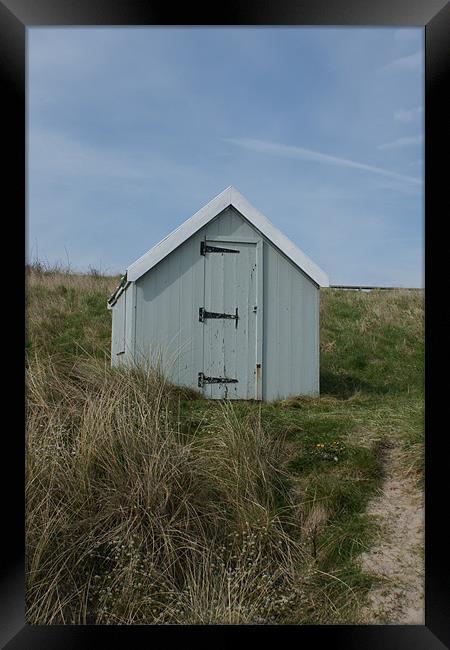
107,186 -> 329,400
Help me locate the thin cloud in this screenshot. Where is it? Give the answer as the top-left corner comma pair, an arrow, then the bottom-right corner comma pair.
394,106 -> 423,123
381,51 -> 422,71
378,135 -> 423,150
225,137 -> 422,186
29,128 -> 200,187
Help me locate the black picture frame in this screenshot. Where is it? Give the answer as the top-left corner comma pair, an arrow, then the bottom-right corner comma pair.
3,0 -> 449,647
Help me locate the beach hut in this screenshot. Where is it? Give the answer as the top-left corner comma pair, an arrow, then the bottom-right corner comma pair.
108,186 -> 329,400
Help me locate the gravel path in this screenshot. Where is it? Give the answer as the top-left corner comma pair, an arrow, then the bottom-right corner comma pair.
359,443 -> 424,624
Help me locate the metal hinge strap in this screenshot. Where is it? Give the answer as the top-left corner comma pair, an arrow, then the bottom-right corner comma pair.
200,241 -> 240,255
199,307 -> 239,326
198,372 -> 238,388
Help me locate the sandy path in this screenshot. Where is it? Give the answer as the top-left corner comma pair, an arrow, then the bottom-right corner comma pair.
359,443 -> 424,624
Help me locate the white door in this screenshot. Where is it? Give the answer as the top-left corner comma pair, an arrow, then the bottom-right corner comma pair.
199,239 -> 260,399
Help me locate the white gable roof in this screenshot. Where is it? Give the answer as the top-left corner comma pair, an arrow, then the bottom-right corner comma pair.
126,186 -> 329,287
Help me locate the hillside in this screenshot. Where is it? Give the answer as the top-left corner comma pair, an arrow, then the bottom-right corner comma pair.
25,265 -> 424,625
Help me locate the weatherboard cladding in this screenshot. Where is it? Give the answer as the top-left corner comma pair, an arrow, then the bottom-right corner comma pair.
112,205 -> 320,400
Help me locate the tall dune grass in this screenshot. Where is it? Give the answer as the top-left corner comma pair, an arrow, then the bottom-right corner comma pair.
26,353 -> 305,624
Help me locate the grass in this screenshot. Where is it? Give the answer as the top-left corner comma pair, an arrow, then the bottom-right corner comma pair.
25,264 -> 424,624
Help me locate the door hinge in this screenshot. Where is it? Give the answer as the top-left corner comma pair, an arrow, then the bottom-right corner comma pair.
199,307 -> 239,327
200,241 -> 240,256
198,372 -> 239,388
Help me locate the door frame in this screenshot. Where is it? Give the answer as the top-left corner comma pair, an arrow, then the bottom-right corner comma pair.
205,236 -> 263,400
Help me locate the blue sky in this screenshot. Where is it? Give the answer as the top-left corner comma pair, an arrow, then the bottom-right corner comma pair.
27,27 -> 424,286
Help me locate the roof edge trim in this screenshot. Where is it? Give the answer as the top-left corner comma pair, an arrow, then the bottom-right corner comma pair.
126,186 -> 329,287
